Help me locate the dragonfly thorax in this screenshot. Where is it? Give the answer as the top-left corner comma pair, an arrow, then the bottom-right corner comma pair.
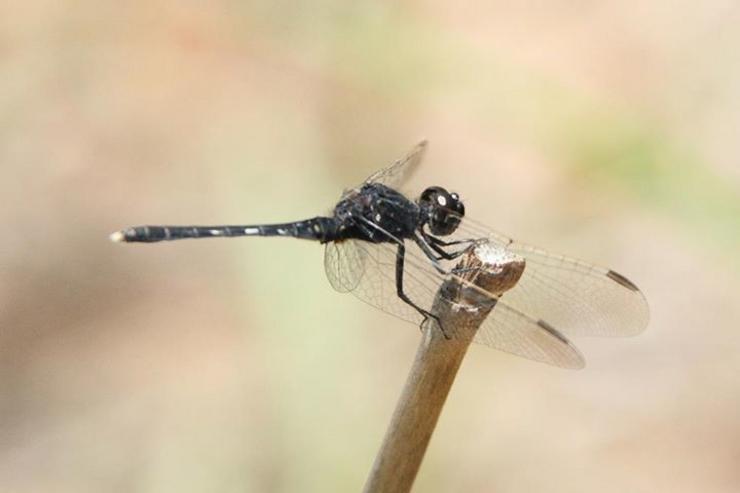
331,183 -> 422,243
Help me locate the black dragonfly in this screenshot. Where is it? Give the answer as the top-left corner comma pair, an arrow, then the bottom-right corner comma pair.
111,141 -> 649,369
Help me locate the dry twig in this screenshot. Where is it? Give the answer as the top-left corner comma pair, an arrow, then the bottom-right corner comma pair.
363,241 -> 508,493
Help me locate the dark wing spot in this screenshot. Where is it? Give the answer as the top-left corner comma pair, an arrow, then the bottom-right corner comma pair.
607,270 -> 640,292
536,319 -> 570,345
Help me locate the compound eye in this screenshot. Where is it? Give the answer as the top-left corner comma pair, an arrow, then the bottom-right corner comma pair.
445,192 -> 464,217
454,198 -> 465,216
420,186 -> 446,204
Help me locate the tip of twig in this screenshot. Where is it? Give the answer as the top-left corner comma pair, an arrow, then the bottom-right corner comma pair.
109,230 -> 126,243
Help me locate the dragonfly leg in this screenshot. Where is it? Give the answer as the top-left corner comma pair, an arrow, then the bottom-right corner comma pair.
412,234 -> 449,273
421,232 -> 470,261
417,233 -> 494,302
394,243 -> 450,339
425,233 -> 480,248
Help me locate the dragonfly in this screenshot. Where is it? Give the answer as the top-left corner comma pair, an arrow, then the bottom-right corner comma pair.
110,141 -> 649,369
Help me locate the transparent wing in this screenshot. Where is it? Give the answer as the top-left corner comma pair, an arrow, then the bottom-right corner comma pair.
447,216 -> 650,337
326,238 -> 437,323
324,240 -> 368,293
334,141 -> 427,204
324,234 -> 584,369
363,140 -> 428,190
474,304 -> 584,369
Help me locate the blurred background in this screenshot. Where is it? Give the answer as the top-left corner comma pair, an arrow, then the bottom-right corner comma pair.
2,1 -> 739,492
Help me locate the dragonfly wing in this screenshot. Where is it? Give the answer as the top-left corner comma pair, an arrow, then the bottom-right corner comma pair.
363,140 -> 428,190
324,240 -> 368,293
452,219 -> 650,337
328,234 -> 585,368
474,302 -> 585,369
333,240 -> 436,325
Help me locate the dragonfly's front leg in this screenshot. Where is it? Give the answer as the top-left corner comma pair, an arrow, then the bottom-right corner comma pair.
412,234 -> 449,273
419,231 -> 471,262
421,232 -> 494,276
415,233 -> 482,280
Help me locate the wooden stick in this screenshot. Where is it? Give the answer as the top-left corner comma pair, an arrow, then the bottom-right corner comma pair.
363,241 -> 510,493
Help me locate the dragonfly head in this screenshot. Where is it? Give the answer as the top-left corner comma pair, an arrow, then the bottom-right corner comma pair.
418,186 -> 465,236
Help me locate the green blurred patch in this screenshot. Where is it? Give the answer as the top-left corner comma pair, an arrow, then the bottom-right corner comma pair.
559,114 -> 740,256
326,6 -> 440,98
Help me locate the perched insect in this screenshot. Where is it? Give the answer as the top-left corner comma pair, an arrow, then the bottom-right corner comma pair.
111,141 -> 649,369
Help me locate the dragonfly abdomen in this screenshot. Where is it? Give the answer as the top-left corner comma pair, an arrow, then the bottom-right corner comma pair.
110,217 -> 339,243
